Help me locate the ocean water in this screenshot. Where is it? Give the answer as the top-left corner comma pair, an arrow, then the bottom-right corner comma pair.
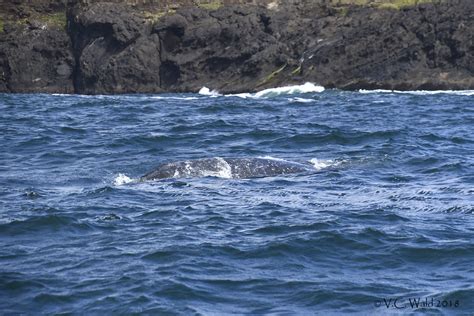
1,86 -> 473,314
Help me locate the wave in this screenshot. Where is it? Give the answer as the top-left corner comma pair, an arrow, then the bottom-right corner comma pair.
308,158 -> 341,170
288,97 -> 316,103
150,96 -> 199,100
114,173 -> 135,186
51,93 -> 75,97
252,83 -> 325,98
198,83 -> 325,99
51,93 -> 199,101
0,215 -> 94,236
198,87 -> 221,97
53,83 -> 325,100
359,89 -> 474,96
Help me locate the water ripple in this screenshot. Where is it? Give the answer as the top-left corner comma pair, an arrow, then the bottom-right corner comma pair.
0,90 -> 473,314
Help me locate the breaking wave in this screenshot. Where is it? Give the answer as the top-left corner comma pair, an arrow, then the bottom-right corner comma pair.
113,173 -> 135,186
308,158 -> 341,170
199,83 -> 325,99
359,89 -> 474,96
252,82 -> 325,98
199,87 -> 221,97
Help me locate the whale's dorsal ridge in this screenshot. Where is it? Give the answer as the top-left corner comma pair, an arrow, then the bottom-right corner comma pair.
140,157 -> 313,181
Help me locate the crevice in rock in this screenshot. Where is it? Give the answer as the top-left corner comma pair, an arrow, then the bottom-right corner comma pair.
66,8 -> 82,93
159,61 -> 180,88
259,13 -> 272,35
161,31 -> 182,53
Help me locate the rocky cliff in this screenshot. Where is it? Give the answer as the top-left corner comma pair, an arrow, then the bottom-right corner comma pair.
0,0 -> 472,94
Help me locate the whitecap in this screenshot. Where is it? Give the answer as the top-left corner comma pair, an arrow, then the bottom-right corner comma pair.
114,173 -> 135,186
288,97 -> 316,103
149,132 -> 167,137
198,87 -> 221,97
359,89 -> 474,96
150,96 -> 199,100
51,93 -> 74,97
253,82 -> 324,98
359,89 -> 394,94
308,158 -> 341,171
257,155 -> 291,162
199,82 -> 324,99
226,92 -> 253,99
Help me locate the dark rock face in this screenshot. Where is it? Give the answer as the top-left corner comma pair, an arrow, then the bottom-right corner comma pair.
68,2 -> 162,94
301,1 -> 474,90
0,0 -> 473,94
152,6 -> 294,93
0,24 -> 75,93
68,4 -> 296,94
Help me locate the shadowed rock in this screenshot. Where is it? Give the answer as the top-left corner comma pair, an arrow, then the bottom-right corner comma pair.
0,0 -> 473,93
0,24 -> 75,93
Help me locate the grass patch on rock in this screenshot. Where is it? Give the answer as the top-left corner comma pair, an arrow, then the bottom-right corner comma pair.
0,17 -> 3,33
258,64 -> 287,87
197,0 -> 223,11
329,0 -> 441,9
40,12 -> 67,30
376,0 -> 438,9
143,9 -> 177,24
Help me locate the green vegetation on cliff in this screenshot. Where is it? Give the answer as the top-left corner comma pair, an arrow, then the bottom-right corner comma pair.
328,0 -> 442,9
375,0 -> 439,9
0,12 -> 66,31
197,0 -> 223,10
40,12 -> 67,30
0,0 -> 444,36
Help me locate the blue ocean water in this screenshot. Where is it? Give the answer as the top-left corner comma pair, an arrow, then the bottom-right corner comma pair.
0,87 -> 473,314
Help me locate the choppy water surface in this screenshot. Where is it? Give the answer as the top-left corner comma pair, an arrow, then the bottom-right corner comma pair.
1,87 -> 473,314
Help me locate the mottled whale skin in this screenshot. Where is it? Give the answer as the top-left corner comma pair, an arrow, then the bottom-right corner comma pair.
140,157 -> 313,180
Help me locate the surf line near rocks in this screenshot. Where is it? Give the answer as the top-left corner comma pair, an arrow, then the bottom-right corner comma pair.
198,83 -> 325,99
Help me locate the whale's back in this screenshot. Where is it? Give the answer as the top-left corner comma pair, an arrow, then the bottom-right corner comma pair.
140,157 -> 312,181
225,158 -> 310,178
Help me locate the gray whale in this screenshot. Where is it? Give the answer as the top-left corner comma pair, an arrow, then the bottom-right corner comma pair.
140,157 -> 314,180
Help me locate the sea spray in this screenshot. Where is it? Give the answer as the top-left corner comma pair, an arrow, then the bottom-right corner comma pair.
198,83 -> 325,99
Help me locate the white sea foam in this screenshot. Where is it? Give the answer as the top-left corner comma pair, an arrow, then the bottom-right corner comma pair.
308,158 -> 341,170
359,89 -> 474,96
150,96 -> 199,100
227,93 -> 253,99
199,82 -> 324,99
288,97 -> 316,103
53,94 -> 199,101
114,173 -> 135,186
253,82 -> 325,98
258,155 -> 291,162
199,87 -> 221,97
149,132 -> 167,137
51,93 -> 74,97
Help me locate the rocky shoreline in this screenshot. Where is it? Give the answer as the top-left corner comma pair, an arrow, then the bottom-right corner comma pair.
0,0 -> 473,94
